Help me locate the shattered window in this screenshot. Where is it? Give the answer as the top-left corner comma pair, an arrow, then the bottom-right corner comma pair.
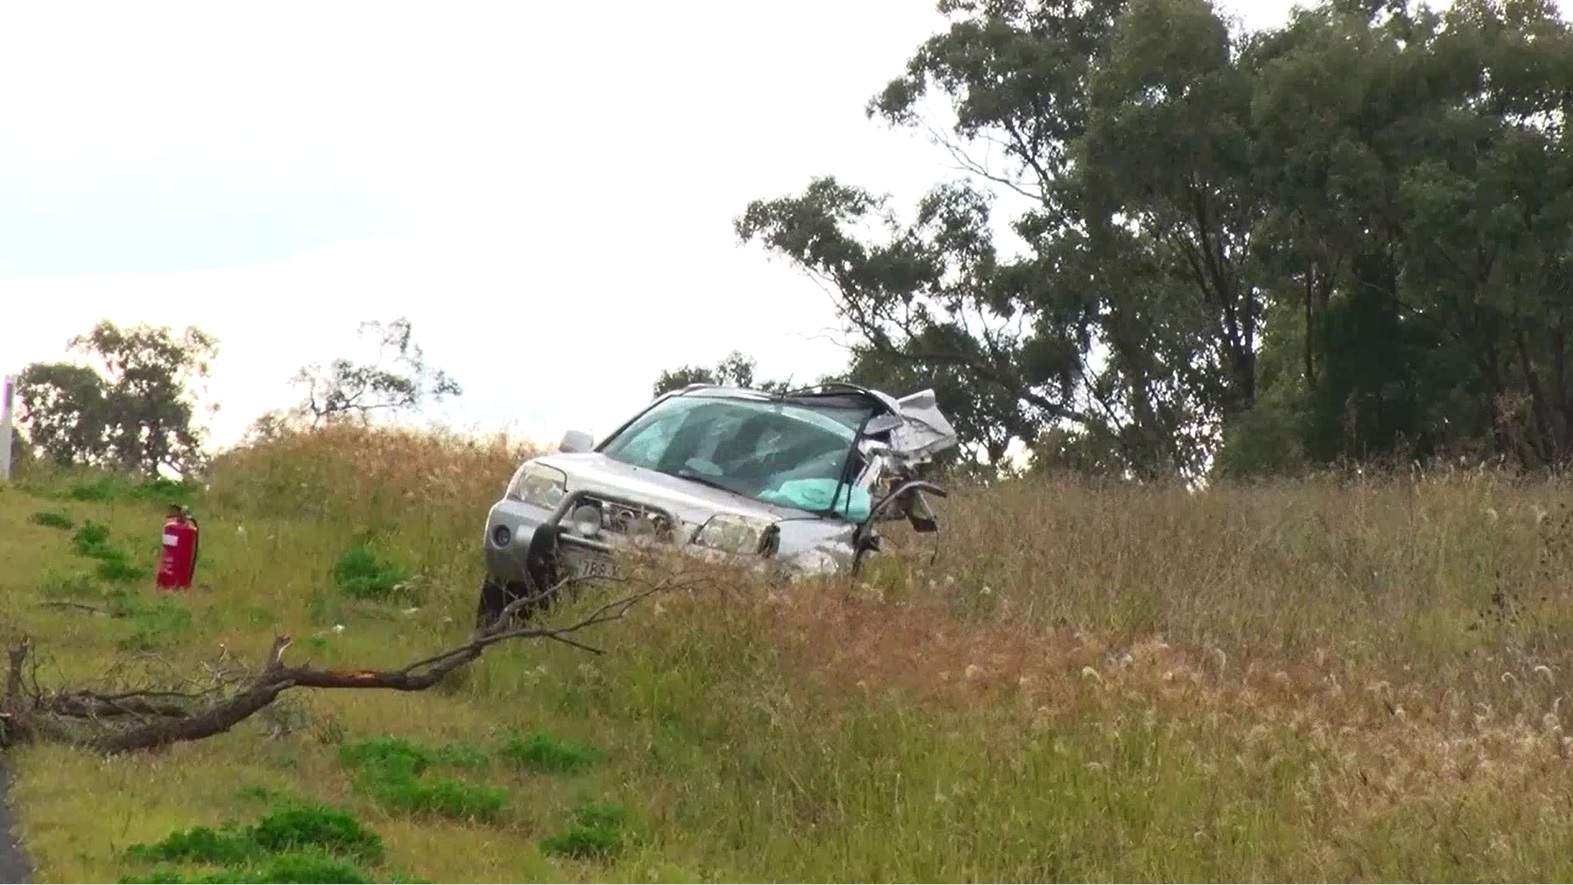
600,393 -> 874,518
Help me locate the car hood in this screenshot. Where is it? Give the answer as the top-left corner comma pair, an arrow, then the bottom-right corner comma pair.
861,388 -> 958,463
534,452 -> 824,526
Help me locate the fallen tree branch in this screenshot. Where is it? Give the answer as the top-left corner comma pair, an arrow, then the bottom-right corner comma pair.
5,571 -> 690,754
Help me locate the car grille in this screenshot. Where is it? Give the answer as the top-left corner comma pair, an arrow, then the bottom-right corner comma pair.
580,495 -> 674,540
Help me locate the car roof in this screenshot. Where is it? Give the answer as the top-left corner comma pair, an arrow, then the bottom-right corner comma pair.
673,382 -> 891,407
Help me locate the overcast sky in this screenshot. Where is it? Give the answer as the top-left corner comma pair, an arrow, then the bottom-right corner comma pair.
2,0 -> 1304,449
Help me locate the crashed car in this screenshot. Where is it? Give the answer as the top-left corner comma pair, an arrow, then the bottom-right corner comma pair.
476,383 -> 957,625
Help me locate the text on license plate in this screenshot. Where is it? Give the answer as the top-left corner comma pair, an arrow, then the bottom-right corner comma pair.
574,556 -> 616,579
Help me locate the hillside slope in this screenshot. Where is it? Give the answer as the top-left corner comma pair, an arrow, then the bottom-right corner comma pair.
3,430 -> 1573,881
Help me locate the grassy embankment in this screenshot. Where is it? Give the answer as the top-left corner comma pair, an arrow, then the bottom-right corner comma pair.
3,426 -> 1573,881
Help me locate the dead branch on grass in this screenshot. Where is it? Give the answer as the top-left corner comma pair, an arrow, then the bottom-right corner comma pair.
0,571 -> 687,754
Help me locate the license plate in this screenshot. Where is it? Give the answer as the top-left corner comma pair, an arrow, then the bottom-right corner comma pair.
573,555 -> 617,580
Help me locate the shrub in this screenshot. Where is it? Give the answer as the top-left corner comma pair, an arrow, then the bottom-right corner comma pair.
499,732 -> 600,774
330,544 -> 410,601
540,802 -> 628,859
248,852 -> 369,884
64,520 -> 150,583
122,806 -> 381,883
29,510 -> 74,530
67,477 -> 118,502
71,520 -> 112,556
339,737 -> 505,822
119,852 -> 370,884
95,553 -> 149,583
250,807 -> 383,862
126,826 -> 255,865
337,738 -> 433,779
366,777 -> 506,823
59,474 -> 196,506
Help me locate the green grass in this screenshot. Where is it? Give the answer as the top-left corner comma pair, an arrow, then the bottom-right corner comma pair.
38,567 -> 101,600
340,736 -> 506,822
123,805 -> 384,883
28,509 -> 74,530
249,807 -> 383,861
121,851 -> 372,884
71,520 -> 112,555
330,543 -> 411,601
364,776 -> 507,823
10,434 -> 1573,881
337,738 -> 434,779
127,826 -> 256,865
68,519 -> 150,583
540,802 -> 628,859
22,471 -> 198,507
499,731 -> 600,774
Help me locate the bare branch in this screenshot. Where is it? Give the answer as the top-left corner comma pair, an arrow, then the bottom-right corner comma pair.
1,572 -> 686,754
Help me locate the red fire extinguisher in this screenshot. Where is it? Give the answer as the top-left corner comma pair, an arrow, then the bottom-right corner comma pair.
156,505 -> 200,591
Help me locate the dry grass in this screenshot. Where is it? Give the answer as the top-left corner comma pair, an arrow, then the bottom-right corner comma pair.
3,433 -> 1573,881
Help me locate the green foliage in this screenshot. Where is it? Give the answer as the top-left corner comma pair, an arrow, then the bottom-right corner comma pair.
743,0 -> 1573,477
339,736 -> 505,822
330,544 -> 410,601
337,737 -> 433,779
95,554 -> 149,584
126,826 -> 255,865
238,853 -> 369,884
17,321 -> 216,476
71,520 -> 111,555
249,807 -> 382,862
59,474 -> 197,504
120,852 -> 370,884
499,732 -> 600,774
540,802 -> 628,859
121,806 -> 381,883
365,776 -> 506,822
61,520 -> 151,583
1215,401 -> 1308,479
65,478 -> 116,502
29,510 -> 74,530
651,350 -> 788,398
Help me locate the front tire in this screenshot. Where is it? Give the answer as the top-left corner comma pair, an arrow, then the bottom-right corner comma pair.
475,578 -> 529,630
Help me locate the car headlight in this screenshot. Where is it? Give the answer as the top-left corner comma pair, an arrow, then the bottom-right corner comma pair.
692,513 -> 778,556
506,463 -> 567,510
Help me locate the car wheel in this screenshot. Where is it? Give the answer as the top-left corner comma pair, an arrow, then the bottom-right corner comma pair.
475,578 -> 531,630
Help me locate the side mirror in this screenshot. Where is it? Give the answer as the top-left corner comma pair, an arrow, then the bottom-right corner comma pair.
558,430 -> 594,453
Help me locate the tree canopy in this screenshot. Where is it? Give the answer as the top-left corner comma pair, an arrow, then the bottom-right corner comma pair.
651,351 -> 787,398
17,322 -> 216,476
740,0 -> 1573,477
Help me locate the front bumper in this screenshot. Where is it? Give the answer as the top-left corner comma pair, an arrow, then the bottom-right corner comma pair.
483,490 -> 675,588
484,489 -> 862,589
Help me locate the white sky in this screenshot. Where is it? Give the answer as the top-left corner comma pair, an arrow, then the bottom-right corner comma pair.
1,0 -> 1302,450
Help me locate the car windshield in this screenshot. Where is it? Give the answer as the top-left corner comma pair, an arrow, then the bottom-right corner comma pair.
599,393 -> 875,519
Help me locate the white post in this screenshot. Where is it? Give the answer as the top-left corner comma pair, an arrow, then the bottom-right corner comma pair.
0,374 -> 13,482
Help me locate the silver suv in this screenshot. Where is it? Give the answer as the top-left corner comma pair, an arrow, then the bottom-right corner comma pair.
476,383 -> 957,624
